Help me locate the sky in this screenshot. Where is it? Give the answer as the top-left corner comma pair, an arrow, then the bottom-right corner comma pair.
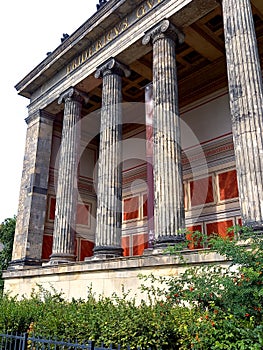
0,0 -> 99,223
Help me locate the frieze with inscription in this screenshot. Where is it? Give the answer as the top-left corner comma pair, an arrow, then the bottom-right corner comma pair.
67,0 -> 164,74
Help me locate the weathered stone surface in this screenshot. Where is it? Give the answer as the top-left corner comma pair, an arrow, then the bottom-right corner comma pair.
143,20 -> 185,246
222,0 -> 263,230
94,58 -> 130,258
10,111 -> 54,268
4,250 -> 230,301
50,88 -> 88,263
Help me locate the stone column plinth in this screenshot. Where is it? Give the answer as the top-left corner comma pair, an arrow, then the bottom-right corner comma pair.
143,20 -> 185,247
10,110 -> 54,268
94,58 -> 130,258
222,0 -> 263,230
50,88 -> 88,263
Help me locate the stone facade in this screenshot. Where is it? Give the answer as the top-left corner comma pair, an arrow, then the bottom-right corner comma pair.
4,0 -> 263,298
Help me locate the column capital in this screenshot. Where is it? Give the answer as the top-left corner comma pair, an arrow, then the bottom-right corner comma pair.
95,58 -> 130,79
25,110 -> 55,125
142,19 -> 184,46
58,87 -> 89,105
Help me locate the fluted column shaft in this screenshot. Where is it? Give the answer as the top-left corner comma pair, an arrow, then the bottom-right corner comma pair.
145,83 -> 154,247
50,88 -> 86,263
94,58 -> 130,257
143,20 -> 185,247
222,0 -> 263,230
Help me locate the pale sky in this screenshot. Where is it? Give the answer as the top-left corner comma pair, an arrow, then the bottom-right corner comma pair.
0,0 -> 98,223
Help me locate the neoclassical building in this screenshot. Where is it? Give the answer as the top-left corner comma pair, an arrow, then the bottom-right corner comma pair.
3,0 -> 263,298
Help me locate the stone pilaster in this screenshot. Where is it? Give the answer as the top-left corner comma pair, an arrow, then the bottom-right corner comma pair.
221,0 -> 263,230
50,87 -> 88,263
143,20 -> 185,247
10,110 -> 54,268
94,58 -> 130,258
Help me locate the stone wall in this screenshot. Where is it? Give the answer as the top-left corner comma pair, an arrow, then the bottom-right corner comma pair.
3,250 -> 229,301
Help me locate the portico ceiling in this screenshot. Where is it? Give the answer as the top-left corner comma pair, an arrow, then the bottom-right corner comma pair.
74,0 -> 263,116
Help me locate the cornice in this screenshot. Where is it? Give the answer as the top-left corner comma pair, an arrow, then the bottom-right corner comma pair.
14,0 -> 132,97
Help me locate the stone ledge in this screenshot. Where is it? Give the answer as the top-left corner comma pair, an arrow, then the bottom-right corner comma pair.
3,250 -> 227,279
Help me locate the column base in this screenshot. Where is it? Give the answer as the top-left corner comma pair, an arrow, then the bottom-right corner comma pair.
154,235 -> 185,249
93,246 -> 123,259
242,221 -> 263,234
143,248 -> 154,255
252,224 -> 263,234
8,258 -> 42,269
48,253 -> 76,264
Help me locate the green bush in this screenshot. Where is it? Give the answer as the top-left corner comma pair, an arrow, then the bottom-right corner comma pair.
0,217 -> 16,292
0,292 -> 43,333
0,287 -> 194,349
30,287 -> 194,349
140,226 -> 263,348
166,227 -> 263,320
0,226 -> 262,349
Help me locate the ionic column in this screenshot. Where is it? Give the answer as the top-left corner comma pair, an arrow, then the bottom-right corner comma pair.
50,87 -> 88,263
143,20 -> 185,247
94,58 -> 130,258
221,0 -> 263,230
